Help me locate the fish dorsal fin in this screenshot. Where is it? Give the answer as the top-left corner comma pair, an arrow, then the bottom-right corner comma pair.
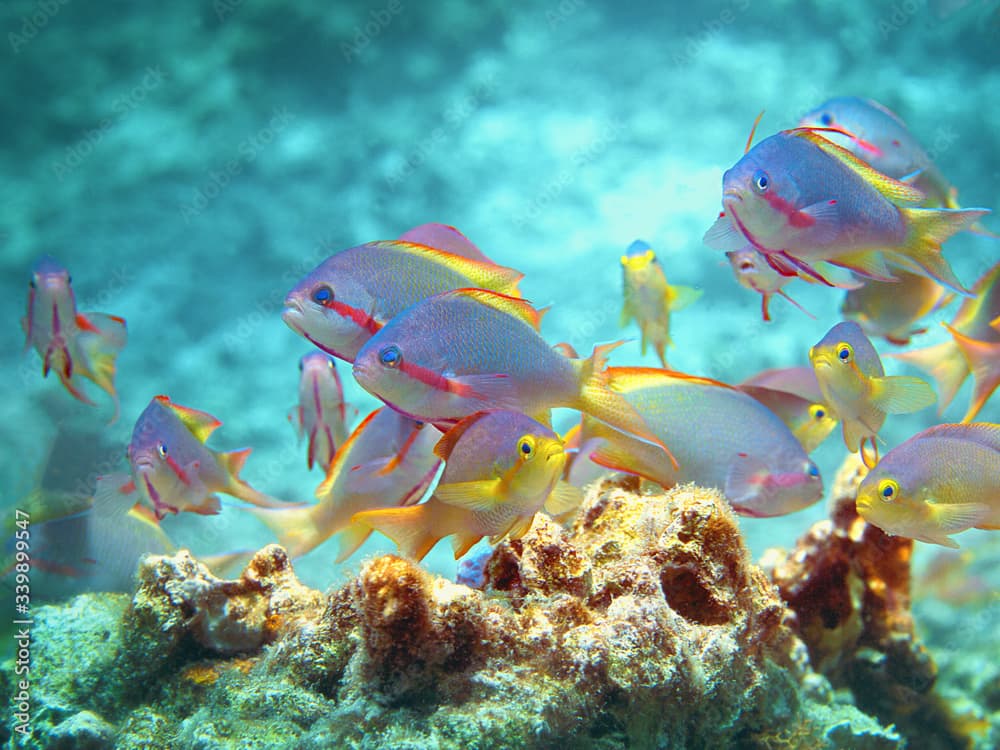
789,129 -> 927,205
605,366 -> 735,393
434,410 -> 491,461
917,422 -> 1000,452
385,241 -> 523,294
445,288 -> 545,330
315,407 -> 384,498
397,223 -> 494,264
154,395 -> 222,441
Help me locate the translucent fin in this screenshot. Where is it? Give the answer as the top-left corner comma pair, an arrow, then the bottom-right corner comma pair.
931,502 -> 991,533
944,325 -> 1000,422
544,480 -> 585,515
434,479 -> 502,512
397,223 -> 495,265
897,207 -> 990,296
352,504 -> 442,562
333,523 -> 374,563
869,375 -> 937,414
154,395 -> 222,442
703,213 -> 746,251
667,284 -> 702,312
888,338 -> 967,412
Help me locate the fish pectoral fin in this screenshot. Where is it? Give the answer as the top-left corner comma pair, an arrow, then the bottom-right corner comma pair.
544,481 -> 584,516
795,200 -> 842,242
446,372 -> 517,406
929,501 -> 991,533
830,251 -> 897,283
724,453 -> 768,507
192,494 -> 223,515
702,213 -> 747,251
869,375 -> 937,414
666,284 -> 702,313
434,479 -> 502,512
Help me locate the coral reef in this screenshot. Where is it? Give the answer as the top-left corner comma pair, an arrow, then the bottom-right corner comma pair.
4,480 -> 906,748
763,454 -> 982,750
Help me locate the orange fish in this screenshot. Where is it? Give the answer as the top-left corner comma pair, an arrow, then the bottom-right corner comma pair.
22,255 -> 127,421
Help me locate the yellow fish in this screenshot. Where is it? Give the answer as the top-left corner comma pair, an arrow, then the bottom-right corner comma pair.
620,240 -> 700,366
352,410 -> 582,561
809,321 -> 936,466
841,269 -> 951,346
856,423 -> 1000,548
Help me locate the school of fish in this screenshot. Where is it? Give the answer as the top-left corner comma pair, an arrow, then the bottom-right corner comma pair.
17,96 -> 1000,594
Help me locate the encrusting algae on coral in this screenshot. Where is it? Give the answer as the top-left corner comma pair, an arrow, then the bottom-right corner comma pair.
6,479 -> 914,749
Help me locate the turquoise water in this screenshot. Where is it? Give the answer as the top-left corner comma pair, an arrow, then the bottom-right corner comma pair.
3,1 -> 999,596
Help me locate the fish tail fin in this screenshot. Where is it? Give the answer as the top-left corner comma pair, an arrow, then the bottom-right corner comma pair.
887,338 -> 967,413
333,523 -> 374,563
944,324 -> 1000,422
653,339 -> 668,368
75,314 -> 127,421
221,449 -> 299,509
572,342 -> 678,469
245,504 -> 324,558
897,207 -> 989,295
351,503 -> 446,562
43,336 -> 73,380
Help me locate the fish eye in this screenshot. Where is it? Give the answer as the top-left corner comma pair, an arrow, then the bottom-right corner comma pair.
806,462 -> 820,478
877,478 -> 899,502
820,112 -> 833,126
836,342 -> 854,363
809,404 -> 826,420
378,345 -> 402,368
29,278 -> 36,288
157,443 -> 168,458
751,169 -> 770,194
518,435 -> 537,460
311,284 -> 334,305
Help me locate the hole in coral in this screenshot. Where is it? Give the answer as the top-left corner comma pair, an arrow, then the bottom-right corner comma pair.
659,566 -> 729,625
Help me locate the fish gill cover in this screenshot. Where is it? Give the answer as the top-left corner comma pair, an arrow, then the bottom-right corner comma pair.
1,1 -> 999,748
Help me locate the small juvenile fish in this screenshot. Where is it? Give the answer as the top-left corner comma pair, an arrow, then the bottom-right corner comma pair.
251,406 -> 441,562
891,261 -> 1000,419
352,288 -> 669,457
799,96 -> 977,214
809,321 -> 936,465
725,247 -> 808,321
125,395 -> 294,519
283,240 -> 524,362
856,423 -> 1000,548
580,368 -> 823,517
22,255 -> 127,421
704,127 -> 988,294
289,352 -> 352,472
397,223 -> 496,264
352,410 -> 583,561
841,269 -> 951,345
736,384 -> 837,454
619,239 -> 701,365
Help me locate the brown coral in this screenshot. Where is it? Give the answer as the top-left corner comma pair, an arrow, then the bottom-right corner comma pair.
765,454 -> 974,750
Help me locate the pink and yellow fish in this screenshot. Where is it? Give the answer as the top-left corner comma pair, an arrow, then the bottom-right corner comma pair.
704,127 -> 988,293
856,423 -> 1000,548
351,287 -> 669,457
580,368 -> 823,517
620,239 -> 701,366
22,255 -> 127,421
282,240 -> 524,363
352,410 -> 583,561
809,321 -> 936,466
250,406 -> 441,562
123,395 -> 294,519
891,261 -> 1000,421
841,269 -> 951,346
289,352 -> 352,472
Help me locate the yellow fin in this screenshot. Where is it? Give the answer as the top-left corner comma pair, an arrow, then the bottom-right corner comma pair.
945,324 -> 1000,422
869,375 -> 937,414
333,523 -> 373,563
155,395 -> 222,442
446,288 -> 545,330
931,501 -> 991,533
833,251 -> 896,282
434,479 -> 502,512
352,504 -> 441,562
896,207 -> 990,295
451,532 -> 483,559
389,241 -> 524,296
888,338 -> 967,413
544,480 -> 584,515
666,284 -> 702,312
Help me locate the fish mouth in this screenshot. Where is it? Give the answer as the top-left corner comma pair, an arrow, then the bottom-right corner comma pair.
282,298 -> 305,332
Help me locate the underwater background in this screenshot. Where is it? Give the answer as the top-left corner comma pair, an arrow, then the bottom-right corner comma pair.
2,0 -> 1000,748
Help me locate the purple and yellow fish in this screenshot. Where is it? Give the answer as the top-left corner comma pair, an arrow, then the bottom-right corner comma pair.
289,352 -> 352,472
580,368 -> 823,517
841,269 -> 951,346
397,222 -> 496,264
736,384 -> 837,454
799,96 -> 989,222
856,423 -> 1000,548
124,395 -> 293,519
703,127 -> 988,293
620,239 -> 701,365
891,261 -> 1000,421
809,321 -> 936,466
282,240 -> 524,363
22,255 -> 127,421
251,406 -> 441,562
352,410 -> 582,561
